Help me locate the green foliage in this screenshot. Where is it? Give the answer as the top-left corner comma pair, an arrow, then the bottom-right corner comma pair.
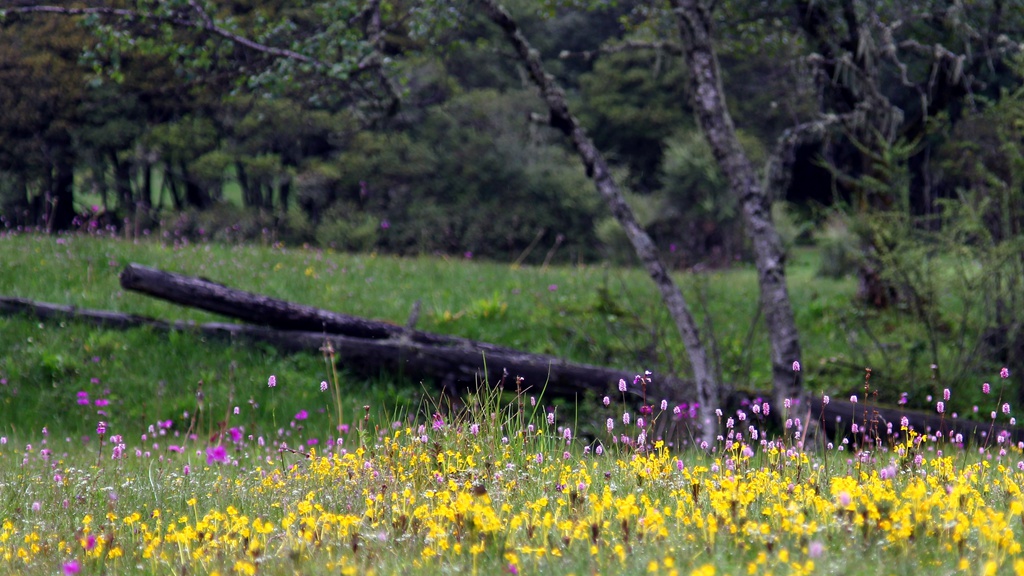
577,50 -> 690,189
814,212 -> 859,280
304,88 -> 605,263
315,204 -> 381,252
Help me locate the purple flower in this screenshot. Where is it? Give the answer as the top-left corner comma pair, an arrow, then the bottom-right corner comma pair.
936,401 -> 945,414
548,284 -> 558,292
96,421 -> 107,436
294,410 -> 309,421
63,560 -> 81,575
602,396 -> 610,406
76,391 -> 89,406
983,382 -> 991,394
320,381 -> 328,392
94,398 -> 109,407
206,445 -> 228,465
228,427 -> 243,443
792,360 -> 801,372
268,375 -> 277,388
618,379 -> 627,393
943,388 -> 950,401
1001,367 -> 1010,379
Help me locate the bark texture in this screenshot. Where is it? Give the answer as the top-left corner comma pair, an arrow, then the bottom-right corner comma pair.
119,263 -> 518,354
670,0 -> 805,416
0,296 -> 687,403
477,0 -> 721,438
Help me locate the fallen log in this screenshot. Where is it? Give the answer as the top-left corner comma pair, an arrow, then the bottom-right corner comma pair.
0,296 -> 672,401
807,396 -> 1024,446
6,296 -> 1020,445
119,263 -> 520,355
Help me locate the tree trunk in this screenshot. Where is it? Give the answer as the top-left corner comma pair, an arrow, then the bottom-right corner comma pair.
181,161 -> 211,209
670,0 -> 805,416
110,150 -> 132,211
49,150 -> 76,232
120,263 -> 521,354
477,0 -> 721,441
0,296 -> 691,404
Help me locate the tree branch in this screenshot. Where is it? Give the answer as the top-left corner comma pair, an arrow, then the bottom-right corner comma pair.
476,0 -> 723,441
2,5 -> 331,69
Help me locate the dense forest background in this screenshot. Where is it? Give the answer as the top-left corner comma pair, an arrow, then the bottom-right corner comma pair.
2,0 -> 1018,268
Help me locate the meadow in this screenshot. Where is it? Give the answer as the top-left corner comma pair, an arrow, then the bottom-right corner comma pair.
1,230 -> 1022,575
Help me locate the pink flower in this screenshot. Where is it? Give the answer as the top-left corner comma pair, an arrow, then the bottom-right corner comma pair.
206,445 -> 228,465
1001,367 -> 1010,379
320,381 -> 328,392
63,560 -> 81,575
936,401 -> 945,414
267,375 -> 277,388
618,379 -> 627,393
76,391 -> 89,405
792,360 -> 801,372
294,410 -> 308,421
943,388 -> 950,401
983,382 -> 991,394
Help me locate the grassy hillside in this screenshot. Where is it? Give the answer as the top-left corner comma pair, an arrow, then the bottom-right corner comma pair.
0,232 -> 985,439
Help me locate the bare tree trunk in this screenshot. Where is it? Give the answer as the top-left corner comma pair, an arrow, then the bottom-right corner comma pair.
477,0 -> 721,441
670,0 -> 805,415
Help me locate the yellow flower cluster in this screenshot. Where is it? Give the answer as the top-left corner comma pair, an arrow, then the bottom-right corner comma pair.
0,427 -> 1023,574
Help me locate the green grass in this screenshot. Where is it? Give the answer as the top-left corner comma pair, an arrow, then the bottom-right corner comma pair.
0,233 -> 1021,574
0,232 -> 1002,441
0,368 -> 1019,576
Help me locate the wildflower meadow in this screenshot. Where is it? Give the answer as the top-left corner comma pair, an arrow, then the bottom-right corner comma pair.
4,367 -> 1024,575
2,234 -> 1024,575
